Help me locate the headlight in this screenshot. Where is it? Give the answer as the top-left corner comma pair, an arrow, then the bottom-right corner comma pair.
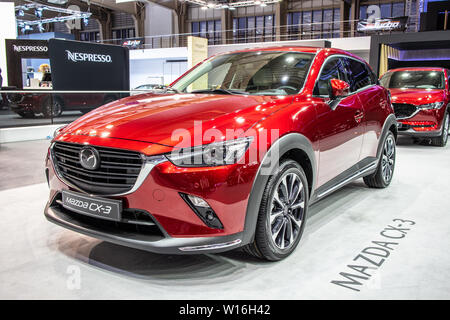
418,102 -> 444,110
53,125 -> 67,138
167,136 -> 254,167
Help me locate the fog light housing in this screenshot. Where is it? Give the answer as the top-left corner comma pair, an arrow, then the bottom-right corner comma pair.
399,120 -> 438,131
187,194 -> 209,208
180,193 -> 223,229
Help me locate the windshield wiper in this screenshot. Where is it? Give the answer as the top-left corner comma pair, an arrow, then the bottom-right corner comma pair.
191,88 -> 248,95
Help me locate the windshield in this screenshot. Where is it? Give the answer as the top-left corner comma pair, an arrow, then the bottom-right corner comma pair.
172,51 -> 314,96
381,70 -> 445,89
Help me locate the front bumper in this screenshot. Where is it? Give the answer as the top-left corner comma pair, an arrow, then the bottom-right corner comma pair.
397,125 -> 442,137
44,138 -> 259,253
397,107 -> 446,137
45,202 -> 243,254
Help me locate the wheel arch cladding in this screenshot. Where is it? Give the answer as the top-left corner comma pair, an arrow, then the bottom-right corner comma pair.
242,133 -> 316,245
376,114 -> 397,160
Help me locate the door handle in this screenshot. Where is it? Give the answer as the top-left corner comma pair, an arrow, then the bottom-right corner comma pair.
354,110 -> 364,123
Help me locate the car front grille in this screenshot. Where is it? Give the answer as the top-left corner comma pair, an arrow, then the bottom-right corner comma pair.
392,103 -> 418,119
52,142 -> 143,195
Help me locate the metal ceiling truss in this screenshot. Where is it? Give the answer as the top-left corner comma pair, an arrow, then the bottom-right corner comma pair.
184,0 -> 281,9
15,1 -> 92,28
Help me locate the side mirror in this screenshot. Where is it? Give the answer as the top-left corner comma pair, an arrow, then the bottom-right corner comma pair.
328,78 -> 350,99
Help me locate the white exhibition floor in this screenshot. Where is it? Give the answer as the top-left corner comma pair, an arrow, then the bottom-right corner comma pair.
0,137 -> 449,299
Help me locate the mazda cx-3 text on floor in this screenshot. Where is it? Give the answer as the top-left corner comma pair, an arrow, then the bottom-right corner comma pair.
45,47 -> 397,261
380,67 -> 449,147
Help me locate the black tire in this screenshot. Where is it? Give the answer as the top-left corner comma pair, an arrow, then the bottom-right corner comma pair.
431,112 -> 449,147
364,131 -> 396,188
244,159 -> 309,261
42,97 -> 63,118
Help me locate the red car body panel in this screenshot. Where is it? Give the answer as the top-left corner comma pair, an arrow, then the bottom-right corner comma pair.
60,93 -> 294,149
45,47 -> 395,252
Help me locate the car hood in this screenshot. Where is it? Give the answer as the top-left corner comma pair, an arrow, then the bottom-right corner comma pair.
60,93 -> 293,148
389,88 -> 446,105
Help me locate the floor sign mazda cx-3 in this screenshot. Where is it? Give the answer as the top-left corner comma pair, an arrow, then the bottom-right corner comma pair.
45,47 -> 397,261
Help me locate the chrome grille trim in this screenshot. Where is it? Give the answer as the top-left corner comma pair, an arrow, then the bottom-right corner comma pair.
50,142 -> 167,196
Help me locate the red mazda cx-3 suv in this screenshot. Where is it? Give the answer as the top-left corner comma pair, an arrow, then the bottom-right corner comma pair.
380,67 -> 449,146
45,47 -> 397,261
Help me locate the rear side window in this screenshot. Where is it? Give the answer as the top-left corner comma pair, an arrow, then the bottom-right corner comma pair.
345,58 -> 374,92
314,57 -> 349,96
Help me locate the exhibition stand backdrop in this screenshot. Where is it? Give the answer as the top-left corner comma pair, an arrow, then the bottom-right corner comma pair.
5,38 -> 130,91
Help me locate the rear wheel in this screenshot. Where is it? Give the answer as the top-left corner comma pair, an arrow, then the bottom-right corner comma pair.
431,112 -> 449,147
244,159 -> 308,261
364,131 -> 396,188
42,97 -> 63,118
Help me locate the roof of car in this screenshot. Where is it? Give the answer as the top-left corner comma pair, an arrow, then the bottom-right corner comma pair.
222,46 -> 364,61
387,67 -> 446,72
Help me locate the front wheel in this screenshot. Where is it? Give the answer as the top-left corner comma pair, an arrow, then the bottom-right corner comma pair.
364,131 -> 396,188
431,112 -> 449,147
244,159 -> 309,261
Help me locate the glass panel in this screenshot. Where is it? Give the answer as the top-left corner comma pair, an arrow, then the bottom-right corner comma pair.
333,8 -> 340,38
233,18 -> 237,42
302,11 -> 312,39
172,52 -> 315,96
200,21 -> 207,38
360,5 -> 367,20
315,58 -> 349,96
289,12 -> 301,40
192,22 -> 199,35
207,20 -> 214,43
264,15 -> 274,41
345,58 -> 372,92
392,2 -> 405,17
256,16 -> 264,42
215,20 -> 221,44
238,17 -> 246,43
247,17 -> 255,42
323,9 -> 333,38
386,71 -> 445,89
0,91 -> 127,128
313,10 -> 322,39
380,4 -> 391,18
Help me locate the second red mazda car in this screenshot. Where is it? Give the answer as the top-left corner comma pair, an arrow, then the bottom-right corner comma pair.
45,47 -> 397,261
380,67 -> 449,147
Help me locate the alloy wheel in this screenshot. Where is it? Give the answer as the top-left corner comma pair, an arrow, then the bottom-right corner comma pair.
443,113 -> 449,144
52,100 -> 62,117
381,135 -> 395,183
268,172 -> 305,250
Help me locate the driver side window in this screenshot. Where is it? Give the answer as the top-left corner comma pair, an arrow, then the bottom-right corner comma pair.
314,57 -> 349,96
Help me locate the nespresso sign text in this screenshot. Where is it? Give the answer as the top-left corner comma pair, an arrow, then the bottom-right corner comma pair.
13,45 -> 48,53
65,50 -> 112,63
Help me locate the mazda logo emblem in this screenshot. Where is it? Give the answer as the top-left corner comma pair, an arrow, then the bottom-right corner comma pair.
79,147 -> 100,170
